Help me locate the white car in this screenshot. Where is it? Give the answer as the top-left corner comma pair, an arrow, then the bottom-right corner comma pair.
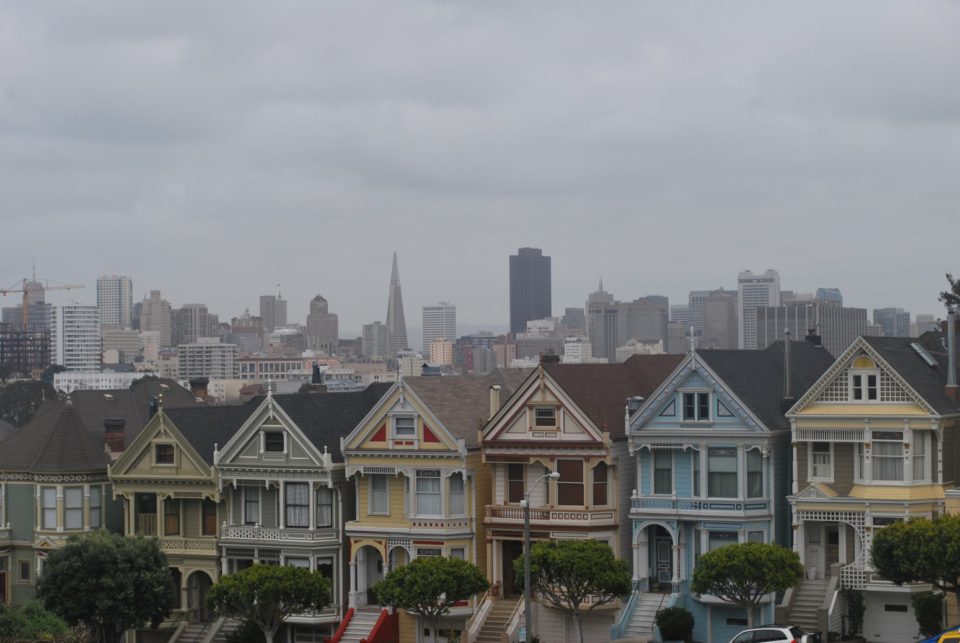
728,624 -> 821,643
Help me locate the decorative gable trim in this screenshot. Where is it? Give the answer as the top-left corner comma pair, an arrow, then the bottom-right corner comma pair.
788,337 -> 935,415
109,410 -> 211,479
214,394 -> 326,468
795,483 -> 838,500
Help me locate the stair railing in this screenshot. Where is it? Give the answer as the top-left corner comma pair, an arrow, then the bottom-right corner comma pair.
503,598 -> 524,643
609,589 -> 641,640
325,607 -> 354,643
464,590 -> 493,643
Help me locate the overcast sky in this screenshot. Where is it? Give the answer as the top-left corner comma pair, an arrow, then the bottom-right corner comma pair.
2,1 -> 959,336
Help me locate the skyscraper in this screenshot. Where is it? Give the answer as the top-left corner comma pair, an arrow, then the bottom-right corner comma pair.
140,290 -> 172,347
49,304 -> 101,372
873,308 -> 911,337
702,290 -> 739,349
385,252 -> 409,355
422,302 -> 457,352
362,321 -> 388,361
306,295 -> 339,354
756,301 -> 868,357
259,292 -> 287,332
96,275 -> 133,329
586,281 -> 618,360
737,269 -> 780,349
172,303 -> 217,346
509,247 -> 551,334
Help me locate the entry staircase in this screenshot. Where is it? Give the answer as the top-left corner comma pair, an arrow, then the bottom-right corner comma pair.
338,607 -> 382,643
621,593 -> 667,641
784,578 -> 832,633
473,598 -> 521,643
172,617 -> 241,643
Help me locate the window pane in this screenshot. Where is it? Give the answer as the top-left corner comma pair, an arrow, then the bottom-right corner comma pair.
697,393 -> 709,420
449,474 -> 465,515
317,558 -> 334,580
592,462 -> 608,506
202,499 -> 217,535
316,487 -> 333,527
42,487 -> 57,529
264,432 -> 285,452
416,471 -> 442,516
683,393 -> 695,420
557,460 -> 584,506
693,451 -> 701,497
747,450 -> 763,498
535,407 -> 556,427
244,488 -> 259,524
654,451 -> 672,495
394,416 -> 416,435
156,444 -> 174,463
285,483 -> 309,527
507,464 -> 525,503
65,487 -> 83,529
708,531 -> 737,551
89,487 -> 102,528
708,447 -> 737,498
371,475 -> 388,513
165,500 -> 180,535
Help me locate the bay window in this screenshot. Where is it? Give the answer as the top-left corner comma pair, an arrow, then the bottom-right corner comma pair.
708,447 -> 737,498
449,473 -> 464,515
746,450 -> 763,498
416,471 -> 442,516
64,487 -> 83,529
557,460 -> 584,506
285,483 -> 309,528
653,450 -> 672,495
316,487 -> 333,527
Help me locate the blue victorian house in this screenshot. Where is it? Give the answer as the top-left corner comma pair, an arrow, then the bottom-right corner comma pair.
612,340 -> 832,643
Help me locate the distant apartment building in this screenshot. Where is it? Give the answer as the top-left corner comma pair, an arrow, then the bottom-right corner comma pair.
687,289 -> 711,337
560,307 -> 586,332
515,317 -> 564,359
915,314 -> 938,335
864,323 -> 885,337
140,330 -> 160,363
228,309 -> 263,354
306,295 -> 339,355
96,274 -> 133,329
755,301 -> 868,357
49,304 -> 101,372
509,247 -> 552,333
177,338 -> 239,380
702,289 -> 738,349
738,269 -> 780,349
670,304 -> 689,328
873,307 -> 911,337
561,336 -> 593,363
586,283 -> 668,360
0,324 -> 49,377
259,293 -> 288,332
422,302 -> 457,352
265,327 -> 307,355
666,320 -> 688,354
140,290 -> 172,347
428,338 -> 454,366
53,371 -> 145,394
238,355 -> 338,381
362,321 -> 388,361
101,327 -> 141,364
172,303 -> 218,345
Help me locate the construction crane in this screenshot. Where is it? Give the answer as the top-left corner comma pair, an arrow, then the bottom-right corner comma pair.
1,277 -> 85,331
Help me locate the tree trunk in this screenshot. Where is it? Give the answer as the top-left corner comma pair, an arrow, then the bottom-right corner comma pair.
432,617 -> 439,643
263,626 -> 276,643
573,610 -> 584,643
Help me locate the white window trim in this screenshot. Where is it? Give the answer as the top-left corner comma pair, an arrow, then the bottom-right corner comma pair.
848,369 -> 880,402
808,442 -> 835,483
369,474 -> 390,515
651,450 -> 673,496
414,470 -> 443,517
243,486 -> 262,525
261,430 -> 287,454
153,442 -> 177,466
391,414 -> 417,437
679,389 -> 712,422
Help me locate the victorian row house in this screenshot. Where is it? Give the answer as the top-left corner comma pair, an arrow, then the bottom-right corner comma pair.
615,340 -> 833,643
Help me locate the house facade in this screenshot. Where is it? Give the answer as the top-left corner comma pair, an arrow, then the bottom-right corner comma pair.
619,341 -> 832,643
786,332 -> 960,643
342,371 -> 527,643
480,356 -> 681,643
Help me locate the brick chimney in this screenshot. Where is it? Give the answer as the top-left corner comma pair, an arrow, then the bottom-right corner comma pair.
189,377 -> 209,401
104,418 -> 126,455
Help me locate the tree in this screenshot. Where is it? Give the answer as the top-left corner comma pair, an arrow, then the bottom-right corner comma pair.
207,564 -> 330,643
515,539 -> 631,643
872,514 -> 960,626
374,556 -> 489,643
37,531 -> 175,643
940,273 -> 960,308
690,542 -> 802,627
0,379 -> 57,427
0,362 -> 14,382
0,601 -> 71,640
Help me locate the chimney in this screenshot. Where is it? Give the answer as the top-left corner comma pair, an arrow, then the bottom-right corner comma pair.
948,308 -> 959,401
103,418 -> 126,454
489,385 -> 501,419
540,353 -> 560,365
189,377 -> 209,401
626,395 -> 645,416
781,330 -> 796,413
805,326 -> 822,347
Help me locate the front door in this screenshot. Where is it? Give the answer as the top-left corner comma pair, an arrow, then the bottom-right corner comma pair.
826,525 -> 840,569
501,540 -> 524,597
655,528 -> 672,588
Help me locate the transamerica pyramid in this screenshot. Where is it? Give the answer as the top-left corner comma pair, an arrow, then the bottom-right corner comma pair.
385,252 -> 409,355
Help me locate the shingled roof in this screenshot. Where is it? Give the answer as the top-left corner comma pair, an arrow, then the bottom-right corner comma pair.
0,377 -> 201,474
165,383 -> 393,464
862,332 -> 960,416
404,370 -> 531,448
543,354 -> 685,438
698,340 -> 835,431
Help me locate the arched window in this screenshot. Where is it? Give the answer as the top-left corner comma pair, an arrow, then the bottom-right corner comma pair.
592,462 -> 608,506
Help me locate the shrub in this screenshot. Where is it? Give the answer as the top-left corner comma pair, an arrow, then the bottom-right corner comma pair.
911,592 -> 944,638
655,606 -> 695,641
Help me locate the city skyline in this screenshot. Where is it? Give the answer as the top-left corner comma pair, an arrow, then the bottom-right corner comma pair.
1,3 -> 958,331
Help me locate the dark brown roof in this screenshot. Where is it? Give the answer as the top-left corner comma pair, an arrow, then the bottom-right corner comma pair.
404,370 -> 531,447
543,354 -> 684,438
863,333 -> 960,415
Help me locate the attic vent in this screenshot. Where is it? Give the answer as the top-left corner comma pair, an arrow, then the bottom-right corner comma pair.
911,342 -> 938,368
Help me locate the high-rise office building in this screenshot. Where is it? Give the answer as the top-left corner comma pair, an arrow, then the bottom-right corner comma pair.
306,295 -> 339,355
915,314 -> 937,335
228,310 -> 264,355
385,253 -> 409,355
815,288 -> 843,305
173,304 -> 217,346
49,304 -> 101,372
509,247 -> 551,334
586,282 -> 618,360
873,308 -> 911,338
177,338 -> 239,380
140,290 -> 172,347
422,302 -> 457,352
738,269 -> 780,349
362,321 -> 389,361
702,290 -> 739,349
561,307 -> 586,332
756,301 -> 868,357
259,292 -> 288,333
670,305 -> 689,329
0,324 -> 50,377
666,321 -> 688,355
97,275 -> 133,329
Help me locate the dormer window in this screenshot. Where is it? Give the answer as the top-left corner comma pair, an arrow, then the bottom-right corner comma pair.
263,431 -> 285,452
155,444 -> 175,464
682,392 -> 710,421
849,356 -> 879,401
393,416 -> 416,437
534,406 -> 557,428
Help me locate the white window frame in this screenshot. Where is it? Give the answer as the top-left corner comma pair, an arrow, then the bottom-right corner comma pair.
64,487 -> 83,530
415,470 -> 443,517
369,474 -> 389,515
261,431 -> 286,454
809,442 -> 834,483
681,391 -> 711,422
41,486 -> 57,530
652,450 -> 672,495
89,486 -> 102,528
533,406 -> 557,428
392,415 -> 416,437
849,370 -> 879,402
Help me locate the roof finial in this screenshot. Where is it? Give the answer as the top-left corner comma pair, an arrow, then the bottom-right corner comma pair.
158,392 -> 164,409
65,394 -> 72,406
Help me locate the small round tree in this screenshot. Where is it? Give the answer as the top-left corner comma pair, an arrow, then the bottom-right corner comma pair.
690,542 -> 802,627
37,532 -> 175,643
207,565 -> 330,643
374,556 -> 489,643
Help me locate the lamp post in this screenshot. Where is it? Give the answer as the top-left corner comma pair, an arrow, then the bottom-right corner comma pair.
521,470 -> 560,643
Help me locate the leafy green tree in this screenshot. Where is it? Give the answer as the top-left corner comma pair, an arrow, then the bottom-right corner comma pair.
690,542 -> 802,627
0,601 -> 71,640
940,273 -> 960,308
0,379 -> 57,427
872,514 -> 960,626
515,540 -> 631,643
207,564 -> 330,643
37,531 -> 175,643
374,556 -> 489,643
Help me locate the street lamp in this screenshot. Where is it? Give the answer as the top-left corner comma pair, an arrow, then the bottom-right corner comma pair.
521,470 -> 560,643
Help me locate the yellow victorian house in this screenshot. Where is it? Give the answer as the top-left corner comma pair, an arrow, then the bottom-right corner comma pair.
340,371 -> 528,643
784,328 -> 960,643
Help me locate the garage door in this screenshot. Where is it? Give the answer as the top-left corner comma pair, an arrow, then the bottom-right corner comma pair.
863,592 -> 920,643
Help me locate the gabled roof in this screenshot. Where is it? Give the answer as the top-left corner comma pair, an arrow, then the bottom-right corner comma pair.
697,341 -> 835,430
0,418 -> 14,440
861,333 -> 960,415
164,383 -> 393,463
542,354 -> 684,437
0,377 -> 201,474
402,370 -> 531,447
0,400 -> 110,473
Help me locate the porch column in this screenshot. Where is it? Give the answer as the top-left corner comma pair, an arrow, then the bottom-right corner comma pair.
839,523 -> 847,570
348,559 -> 357,608
637,529 -> 649,582
156,494 -> 163,537
796,521 -> 805,564
221,554 -> 228,575
791,437 -> 799,495
179,572 -> 188,613
671,528 -> 681,590
632,539 -> 641,583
